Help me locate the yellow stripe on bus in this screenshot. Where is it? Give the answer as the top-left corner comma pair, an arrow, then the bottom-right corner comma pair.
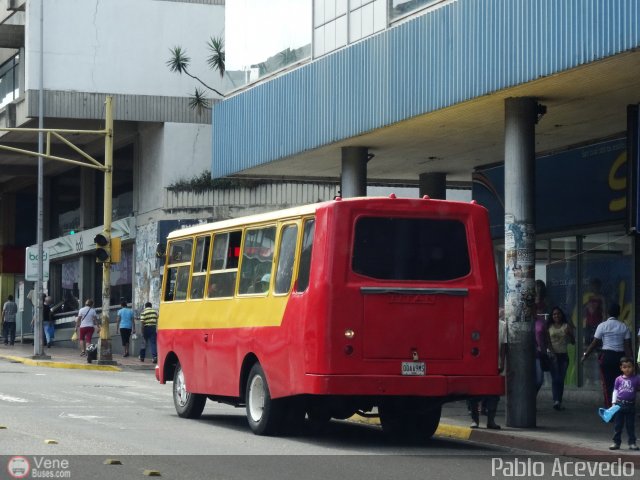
159,295 -> 290,330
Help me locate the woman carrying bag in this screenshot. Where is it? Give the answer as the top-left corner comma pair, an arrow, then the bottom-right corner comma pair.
546,306 -> 575,411
75,299 -> 99,356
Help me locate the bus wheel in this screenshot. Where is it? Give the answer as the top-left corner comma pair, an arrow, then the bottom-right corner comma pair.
173,362 -> 206,419
380,404 -> 441,440
245,363 -> 285,435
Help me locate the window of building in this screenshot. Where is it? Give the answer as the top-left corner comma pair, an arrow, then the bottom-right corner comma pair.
226,1 -> 312,88
388,0 -> 441,22
274,224 -> 299,295
349,0 -> 386,44
59,258 -> 80,313
0,53 -> 19,110
239,226 -> 276,295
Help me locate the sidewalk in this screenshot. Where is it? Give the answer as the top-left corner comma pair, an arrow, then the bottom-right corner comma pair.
0,342 -> 638,463
0,341 -> 155,372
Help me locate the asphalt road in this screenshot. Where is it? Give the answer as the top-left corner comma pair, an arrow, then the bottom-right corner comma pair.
0,362 -> 598,480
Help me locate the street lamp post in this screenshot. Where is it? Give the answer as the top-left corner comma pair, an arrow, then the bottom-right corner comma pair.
97,96 -> 115,365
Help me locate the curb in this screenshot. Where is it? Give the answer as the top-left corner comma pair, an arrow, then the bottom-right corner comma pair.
468,428 -> 640,466
348,415 -> 471,441
0,354 -> 121,372
350,415 -> 640,465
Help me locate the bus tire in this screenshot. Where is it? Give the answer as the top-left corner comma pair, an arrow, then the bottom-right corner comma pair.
245,363 -> 285,435
380,404 -> 441,440
173,361 -> 207,419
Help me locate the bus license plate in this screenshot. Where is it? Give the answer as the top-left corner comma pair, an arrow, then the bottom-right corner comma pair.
401,361 -> 426,376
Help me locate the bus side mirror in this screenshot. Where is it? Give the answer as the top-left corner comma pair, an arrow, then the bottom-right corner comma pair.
155,243 -> 166,258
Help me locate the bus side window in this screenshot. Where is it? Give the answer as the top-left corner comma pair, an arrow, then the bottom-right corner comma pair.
208,231 -> 241,298
165,238 -> 193,302
239,226 -> 276,295
164,267 -> 177,301
190,236 -> 211,299
296,219 -> 315,292
174,266 -> 190,301
274,224 -> 298,295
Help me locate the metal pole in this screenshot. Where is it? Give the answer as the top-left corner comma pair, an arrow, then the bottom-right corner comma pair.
97,96 -> 115,364
33,0 -> 47,359
504,97 -> 538,428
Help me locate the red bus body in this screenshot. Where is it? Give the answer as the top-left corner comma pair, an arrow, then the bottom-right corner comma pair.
157,197 -> 503,436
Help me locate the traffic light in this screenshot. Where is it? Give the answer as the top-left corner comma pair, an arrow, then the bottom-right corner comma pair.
110,237 -> 121,263
93,233 -> 122,263
94,233 -> 110,263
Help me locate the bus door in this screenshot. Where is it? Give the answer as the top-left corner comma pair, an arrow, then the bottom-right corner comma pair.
205,230 -> 242,394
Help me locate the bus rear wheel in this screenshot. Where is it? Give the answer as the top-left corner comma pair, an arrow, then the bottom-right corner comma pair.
173,361 -> 207,419
245,363 -> 286,435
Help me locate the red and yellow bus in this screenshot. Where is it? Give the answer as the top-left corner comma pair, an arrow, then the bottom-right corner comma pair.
156,195 -> 503,438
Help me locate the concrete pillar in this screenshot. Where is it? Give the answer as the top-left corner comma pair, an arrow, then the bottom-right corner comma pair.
341,147 -> 368,198
419,172 -> 446,199
504,97 -> 539,428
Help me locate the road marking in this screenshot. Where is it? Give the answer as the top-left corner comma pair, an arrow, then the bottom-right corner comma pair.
0,394 -> 28,403
59,412 -> 103,421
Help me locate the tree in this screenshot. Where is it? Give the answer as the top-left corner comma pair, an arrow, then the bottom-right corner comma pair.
166,36 -> 226,111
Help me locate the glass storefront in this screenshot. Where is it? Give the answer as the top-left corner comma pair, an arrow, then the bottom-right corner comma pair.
498,230 -> 633,389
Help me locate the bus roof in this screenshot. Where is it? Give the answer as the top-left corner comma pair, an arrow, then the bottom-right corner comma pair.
167,200 -> 329,239
166,196 -> 481,239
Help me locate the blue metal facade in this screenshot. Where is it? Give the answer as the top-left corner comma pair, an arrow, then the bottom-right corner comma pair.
212,0 -> 640,178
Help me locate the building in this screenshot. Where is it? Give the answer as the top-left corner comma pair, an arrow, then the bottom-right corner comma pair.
0,0 -> 343,346
211,0 -> 640,401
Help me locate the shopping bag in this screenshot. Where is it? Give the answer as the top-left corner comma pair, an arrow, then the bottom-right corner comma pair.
71,331 -> 78,342
598,404 -> 621,423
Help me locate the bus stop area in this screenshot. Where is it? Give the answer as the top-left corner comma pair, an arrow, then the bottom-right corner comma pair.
0,341 -> 637,464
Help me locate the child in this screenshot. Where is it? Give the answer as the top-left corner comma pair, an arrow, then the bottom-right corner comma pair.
609,357 -> 640,450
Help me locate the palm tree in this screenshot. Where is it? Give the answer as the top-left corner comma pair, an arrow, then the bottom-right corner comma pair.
167,36 -> 226,111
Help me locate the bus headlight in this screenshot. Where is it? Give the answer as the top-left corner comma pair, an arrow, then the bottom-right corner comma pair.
344,329 -> 355,339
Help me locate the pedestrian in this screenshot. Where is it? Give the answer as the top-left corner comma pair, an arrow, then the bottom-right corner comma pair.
43,296 -> 55,347
469,307 -> 507,429
546,306 -> 574,411
116,299 -> 135,358
1,294 -> 18,346
75,299 -> 99,357
608,357 -> 640,451
139,301 -> 158,363
582,303 -> 632,407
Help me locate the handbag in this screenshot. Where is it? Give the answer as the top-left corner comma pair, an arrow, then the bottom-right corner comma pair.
599,404 -> 621,423
71,331 -> 78,342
